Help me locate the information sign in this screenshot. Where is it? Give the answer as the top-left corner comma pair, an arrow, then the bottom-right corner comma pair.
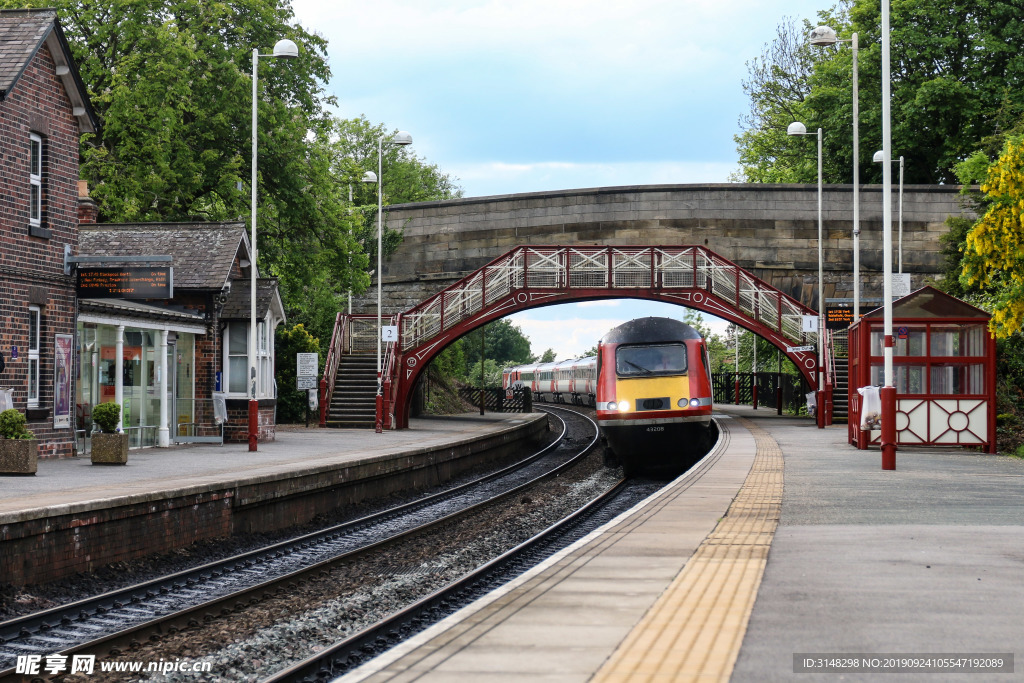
382,326 -> 398,342
891,273 -> 911,299
296,376 -> 317,390
787,345 -> 815,353
802,315 -> 819,333
77,267 -> 173,299
296,352 -> 318,377
825,306 -> 854,330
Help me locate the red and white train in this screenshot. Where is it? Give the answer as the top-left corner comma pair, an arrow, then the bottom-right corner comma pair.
504,317 -> 716,477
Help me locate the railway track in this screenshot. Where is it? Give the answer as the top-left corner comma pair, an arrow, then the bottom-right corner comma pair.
0,407 -> 614,680
266,475 -> 666,683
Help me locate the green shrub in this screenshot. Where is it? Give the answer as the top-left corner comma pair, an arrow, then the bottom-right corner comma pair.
0,409 -> 34,440
275,324 -> 321,424
92,402 -> 121,433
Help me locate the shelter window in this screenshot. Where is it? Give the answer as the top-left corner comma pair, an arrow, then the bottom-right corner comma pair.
616,344 -> 687,377
930,325 -> 986,357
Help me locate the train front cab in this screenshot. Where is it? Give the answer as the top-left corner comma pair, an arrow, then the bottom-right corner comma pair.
596,338 -> 714,477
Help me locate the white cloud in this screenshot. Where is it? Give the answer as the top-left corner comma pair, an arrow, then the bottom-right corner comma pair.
576,300 -> 621,308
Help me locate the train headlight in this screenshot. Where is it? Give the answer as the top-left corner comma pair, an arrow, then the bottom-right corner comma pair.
617,400 -> 630,412
607,401 -> 617,411
677,397 -> 688,408
690,398 -> 701,408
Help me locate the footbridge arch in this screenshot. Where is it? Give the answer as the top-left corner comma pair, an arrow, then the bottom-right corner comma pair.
326,245 -> 824,429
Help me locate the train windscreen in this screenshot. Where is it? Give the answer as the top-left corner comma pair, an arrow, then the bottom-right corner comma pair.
615,344 -> 687,377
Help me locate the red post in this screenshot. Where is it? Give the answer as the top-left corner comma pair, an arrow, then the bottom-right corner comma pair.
319,377 -> 327,428
880,385 -> 897,469
248,399 -> 258,451
816,389 -> 826,429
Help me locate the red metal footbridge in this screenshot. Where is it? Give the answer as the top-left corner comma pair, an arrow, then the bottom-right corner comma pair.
320,245 -> 824,430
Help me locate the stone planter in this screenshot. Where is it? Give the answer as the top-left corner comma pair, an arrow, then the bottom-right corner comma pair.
91,432 -> 129,465
0,439 -> 38,475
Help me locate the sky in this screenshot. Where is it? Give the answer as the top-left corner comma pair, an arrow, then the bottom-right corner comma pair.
289,0 -> 830,360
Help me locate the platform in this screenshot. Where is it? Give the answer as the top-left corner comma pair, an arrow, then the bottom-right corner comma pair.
338,405 -> 1024,682
0,413 -> 548,586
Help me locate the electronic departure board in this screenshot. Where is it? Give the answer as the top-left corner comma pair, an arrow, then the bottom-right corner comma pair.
77,267 -> 173,299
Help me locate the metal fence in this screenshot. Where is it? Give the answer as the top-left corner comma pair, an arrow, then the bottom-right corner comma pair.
457,386 -> 533,413
712,372 -> 812,415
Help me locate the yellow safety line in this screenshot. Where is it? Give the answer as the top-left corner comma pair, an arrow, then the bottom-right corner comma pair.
592,418 -> 783,682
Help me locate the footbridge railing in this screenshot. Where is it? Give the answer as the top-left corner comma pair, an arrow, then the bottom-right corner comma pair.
399,245 -> 818,352
331,245 -> 824,429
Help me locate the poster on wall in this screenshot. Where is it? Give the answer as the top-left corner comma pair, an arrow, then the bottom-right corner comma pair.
54,334 -> 73,429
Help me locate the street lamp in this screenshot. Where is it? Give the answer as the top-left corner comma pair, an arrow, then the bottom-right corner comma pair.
787,121 -> 826,429
375,131 -> 412,433
873,151 -> 904,273
249,37 -> 298,452
880,0 -> 897,469
810,25 -> 861,318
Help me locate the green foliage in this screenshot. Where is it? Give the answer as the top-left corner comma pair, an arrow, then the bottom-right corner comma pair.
0,0 -> 461,359
735,0 -> 1024,185
274,324 -> 320,424
467,358 -> 504,389
462,319 -> 535,374
0,410 -> 34,440
91,402 -> 121,434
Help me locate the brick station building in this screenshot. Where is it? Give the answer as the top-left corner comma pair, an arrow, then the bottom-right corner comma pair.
0,9 -> 98,458
76,221 -> 286,449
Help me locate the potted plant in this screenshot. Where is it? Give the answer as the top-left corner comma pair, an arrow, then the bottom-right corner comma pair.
91,402 -> 128,465
0,409 -> 37,475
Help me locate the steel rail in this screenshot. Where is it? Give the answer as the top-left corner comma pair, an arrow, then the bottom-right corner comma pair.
0,407 -> 592,679
266,476 -> 630,683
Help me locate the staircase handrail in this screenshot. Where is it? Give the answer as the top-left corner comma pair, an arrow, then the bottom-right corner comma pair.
320,312 -> 347,427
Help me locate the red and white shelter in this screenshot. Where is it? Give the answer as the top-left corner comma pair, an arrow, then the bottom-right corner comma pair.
848,287 -> 997,454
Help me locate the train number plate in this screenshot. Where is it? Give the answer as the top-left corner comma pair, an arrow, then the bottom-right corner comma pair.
646,426 -> 665,432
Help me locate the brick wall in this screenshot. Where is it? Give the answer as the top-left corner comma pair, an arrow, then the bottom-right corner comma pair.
0,43 -> 80,459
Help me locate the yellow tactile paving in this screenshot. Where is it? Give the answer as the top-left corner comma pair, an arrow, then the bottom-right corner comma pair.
592,417 -> 783,682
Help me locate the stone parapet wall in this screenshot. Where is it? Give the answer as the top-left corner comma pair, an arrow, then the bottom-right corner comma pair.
352,184 -> 970,316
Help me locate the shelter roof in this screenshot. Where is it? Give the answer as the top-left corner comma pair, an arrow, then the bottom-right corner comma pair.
862,286 -> 990,320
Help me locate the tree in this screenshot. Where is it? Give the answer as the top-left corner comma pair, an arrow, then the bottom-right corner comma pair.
274,323 -> 320,423
959,136 -> 1024,338
463,319 -> 534,373
735,0 -> 1024,185
732,14 -> 827,182
3,0 -> 461,352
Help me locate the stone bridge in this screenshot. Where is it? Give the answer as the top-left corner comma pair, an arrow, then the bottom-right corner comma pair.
353,183 -> 972,316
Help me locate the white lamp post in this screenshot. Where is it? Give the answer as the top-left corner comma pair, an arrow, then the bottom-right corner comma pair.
880,0 -> 897,469
873,150 -> 905,273
810,26 -> 861,318
787,121 -> 826,429
375,132 -> 412,433
249,37 -> 297,452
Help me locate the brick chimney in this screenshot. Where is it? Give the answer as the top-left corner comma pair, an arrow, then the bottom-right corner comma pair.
77,179 -> 98,224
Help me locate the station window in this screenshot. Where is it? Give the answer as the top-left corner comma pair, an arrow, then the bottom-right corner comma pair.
28,306 -> 41,407
29,133 -> 43,227
225,322 -> 249,395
